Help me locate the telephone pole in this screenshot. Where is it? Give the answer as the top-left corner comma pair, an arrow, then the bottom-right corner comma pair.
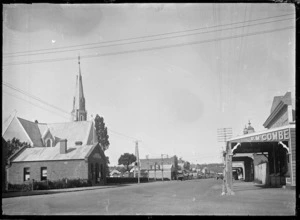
146,155 -> 149,181
135,140 -> 141,184
217,127 -> 233,195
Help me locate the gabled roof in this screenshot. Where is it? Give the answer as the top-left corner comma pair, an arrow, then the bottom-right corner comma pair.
263,92 -> 293,128
12,144 -> 97,162
270,96 -> 283,114
3,117 -> 95,148
17,118 -> 43,146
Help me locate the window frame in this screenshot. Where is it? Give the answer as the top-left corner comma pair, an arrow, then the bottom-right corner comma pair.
41,167 -> 47,181
24,167 -> 30,181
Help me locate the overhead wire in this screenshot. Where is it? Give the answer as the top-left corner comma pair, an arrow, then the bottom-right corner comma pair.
3,81 -> 143,144
2,81 -> 71,115
3,25 -> 294,67
3,13 -> 294,57
3,90 -> 70,120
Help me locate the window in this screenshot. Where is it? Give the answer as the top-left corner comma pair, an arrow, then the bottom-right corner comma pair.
80,115 -> 84,121
41,167 -> 47,181
24,167 -> 30,181
46,139 -> 52,147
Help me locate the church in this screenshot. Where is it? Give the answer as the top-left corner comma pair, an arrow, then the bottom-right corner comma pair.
3,57 -> 107,186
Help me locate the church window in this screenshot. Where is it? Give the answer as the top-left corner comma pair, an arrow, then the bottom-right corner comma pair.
80,115 -> 84,121
46,139 -> 52,147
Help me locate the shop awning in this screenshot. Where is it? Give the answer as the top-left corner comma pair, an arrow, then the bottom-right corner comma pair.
228,124 -> 295,143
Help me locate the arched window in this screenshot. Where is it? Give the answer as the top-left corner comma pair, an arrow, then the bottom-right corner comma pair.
80,115 -> 84,121
46,139 -> 52,147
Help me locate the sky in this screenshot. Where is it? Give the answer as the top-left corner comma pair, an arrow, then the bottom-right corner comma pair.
2,4 -> 295,166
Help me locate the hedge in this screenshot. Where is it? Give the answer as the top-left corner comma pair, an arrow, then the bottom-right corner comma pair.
106,177 -> 149,184
7,178 -> 92,192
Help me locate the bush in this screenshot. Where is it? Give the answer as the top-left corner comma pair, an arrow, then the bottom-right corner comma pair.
8,183 -> 32,192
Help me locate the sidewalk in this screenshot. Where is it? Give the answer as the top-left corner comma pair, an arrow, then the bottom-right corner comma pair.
2,184 -> 130,198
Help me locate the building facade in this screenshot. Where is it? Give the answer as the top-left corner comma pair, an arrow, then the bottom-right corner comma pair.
226,92 -> 296,188
7,141 -> 106,185
139,156 -> 178,180
3,57 -> 107,186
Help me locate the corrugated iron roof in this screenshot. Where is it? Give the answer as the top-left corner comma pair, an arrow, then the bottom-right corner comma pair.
12,144 -> 96,162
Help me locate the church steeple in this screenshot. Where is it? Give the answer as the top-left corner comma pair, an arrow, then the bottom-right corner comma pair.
71,56 -> 87,121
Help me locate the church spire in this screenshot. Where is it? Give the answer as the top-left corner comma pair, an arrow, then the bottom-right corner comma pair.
71,56 -> 87,121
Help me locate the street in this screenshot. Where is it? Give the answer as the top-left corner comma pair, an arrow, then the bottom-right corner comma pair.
2,179 -> 295,215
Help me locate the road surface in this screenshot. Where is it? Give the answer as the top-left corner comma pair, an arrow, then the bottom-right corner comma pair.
2,179 -> 296,215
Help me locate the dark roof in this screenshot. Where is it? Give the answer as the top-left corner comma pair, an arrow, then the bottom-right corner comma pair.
18,117 -> 43,146
264,92 -> 293,128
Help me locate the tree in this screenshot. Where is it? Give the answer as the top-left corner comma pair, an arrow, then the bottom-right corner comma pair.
184,161 -> 191,171
118,153 -> 136,173
6,138 -> 30,163
94,114 -> 110,151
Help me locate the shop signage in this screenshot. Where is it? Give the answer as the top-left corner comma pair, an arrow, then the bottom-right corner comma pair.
249,129 -> 290,142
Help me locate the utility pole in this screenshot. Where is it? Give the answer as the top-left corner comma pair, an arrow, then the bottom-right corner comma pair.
135,140 -> 141,184
154,162 -> 157,181
161,154 -> 164,181
146,155 -> 149,182
217,128 -> 233,195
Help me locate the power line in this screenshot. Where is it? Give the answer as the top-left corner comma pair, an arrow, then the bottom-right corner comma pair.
3,16 -> 294,58
108,129 -> 139,141
3,13 -> 294,57
3,90 -> 70,120
2,82 -> 71,115
3,26 -> 294,67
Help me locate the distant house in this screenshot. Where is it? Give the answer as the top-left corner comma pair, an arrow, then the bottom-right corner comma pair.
139,156 -> 178,180
110,169 -> 121,178
7,141 -> 106,185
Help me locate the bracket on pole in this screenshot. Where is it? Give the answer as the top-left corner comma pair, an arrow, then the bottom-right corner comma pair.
279,141 -> 290,154
231,143 -> 241,155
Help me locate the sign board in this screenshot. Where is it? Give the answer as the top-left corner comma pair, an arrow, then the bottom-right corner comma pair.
230,128 -> 290,143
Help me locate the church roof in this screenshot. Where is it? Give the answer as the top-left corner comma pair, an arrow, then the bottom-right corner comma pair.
47,121 -> 93,147
17,118 -> 44,146
3,116 -> 95,147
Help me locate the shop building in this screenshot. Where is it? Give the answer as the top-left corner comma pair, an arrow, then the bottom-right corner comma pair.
225,92 -> 295,189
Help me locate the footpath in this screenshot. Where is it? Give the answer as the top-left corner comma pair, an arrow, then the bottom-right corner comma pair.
2,184 -> 132,198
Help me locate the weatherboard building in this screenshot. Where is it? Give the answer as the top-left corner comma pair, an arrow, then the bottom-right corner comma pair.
226,92 -> 295,188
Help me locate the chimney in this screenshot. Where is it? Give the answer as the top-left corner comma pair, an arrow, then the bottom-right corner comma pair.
60,139 -> 67,154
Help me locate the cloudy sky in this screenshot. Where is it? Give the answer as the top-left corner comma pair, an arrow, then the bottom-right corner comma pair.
2,4 -> 295,165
